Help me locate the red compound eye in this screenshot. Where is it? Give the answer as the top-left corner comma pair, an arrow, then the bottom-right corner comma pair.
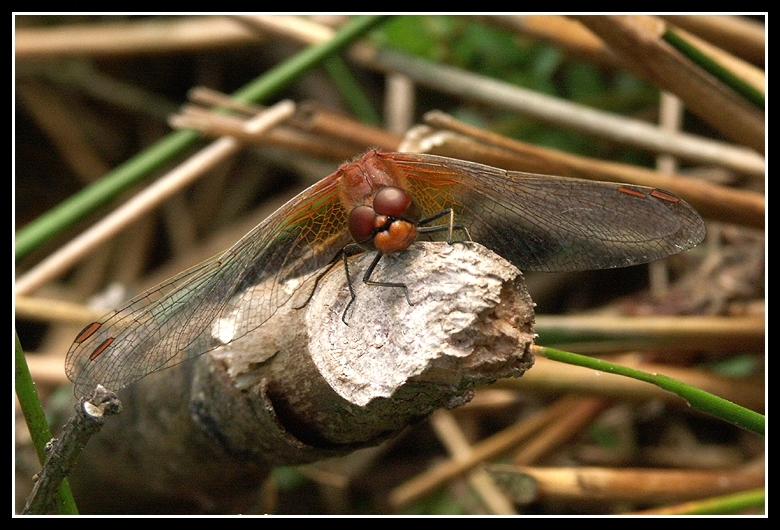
348,205 -> 377,244
373,187 -> 420,223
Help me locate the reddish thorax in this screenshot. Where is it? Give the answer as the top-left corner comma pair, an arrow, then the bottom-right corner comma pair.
341,151 -> 422,255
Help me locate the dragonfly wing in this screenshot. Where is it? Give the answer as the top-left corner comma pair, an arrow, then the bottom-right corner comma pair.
66,176 -> 350,397
391,152 -> 706,272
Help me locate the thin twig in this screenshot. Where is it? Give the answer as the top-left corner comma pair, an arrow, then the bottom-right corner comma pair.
511,398 -> 611,465
22,386 -> 122,514
14,16 -> 264,59
294,102 -> 403,150
535,314 -> 765,354
15,296 -> 104,325
488,463 -> 764,504
171,104 -> 366,160
388,396 -> 577,510
384,73 -> 416,135
429,410 -> 517,514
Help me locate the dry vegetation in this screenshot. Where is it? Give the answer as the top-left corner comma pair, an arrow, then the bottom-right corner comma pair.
14,15 -> 765,515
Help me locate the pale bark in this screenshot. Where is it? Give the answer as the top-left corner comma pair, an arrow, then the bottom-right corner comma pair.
66,242 -> 535,513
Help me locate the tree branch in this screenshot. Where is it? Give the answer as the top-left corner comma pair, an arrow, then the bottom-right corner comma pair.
65,242 -> 535,513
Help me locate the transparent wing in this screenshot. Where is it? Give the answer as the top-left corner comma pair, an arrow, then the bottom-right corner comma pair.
389,152 -> 706,272
65,150 -> 706,398
65,174 -> 351,397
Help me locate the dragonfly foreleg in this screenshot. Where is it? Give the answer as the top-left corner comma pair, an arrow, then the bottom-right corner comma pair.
341,247 -> 414,325
417,208 -> 472,245
294,249 -> 347,311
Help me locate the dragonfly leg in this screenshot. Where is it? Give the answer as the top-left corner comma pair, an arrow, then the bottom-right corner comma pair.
339,245 -> 374,324
294,249 -> 348,310
417,208 -> 472,245
341,248 -> 415,325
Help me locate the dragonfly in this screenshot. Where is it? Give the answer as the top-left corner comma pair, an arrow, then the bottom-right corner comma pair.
66,150 -> 706,398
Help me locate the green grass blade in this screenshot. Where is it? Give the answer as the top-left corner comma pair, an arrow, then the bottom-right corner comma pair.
15,333 -> 78,514
533,345 -> 764,435
663,27 -> 764,109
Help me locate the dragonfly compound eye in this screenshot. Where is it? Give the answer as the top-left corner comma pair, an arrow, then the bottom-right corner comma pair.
348,205 -> 378,248
373,186 -> 421,223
